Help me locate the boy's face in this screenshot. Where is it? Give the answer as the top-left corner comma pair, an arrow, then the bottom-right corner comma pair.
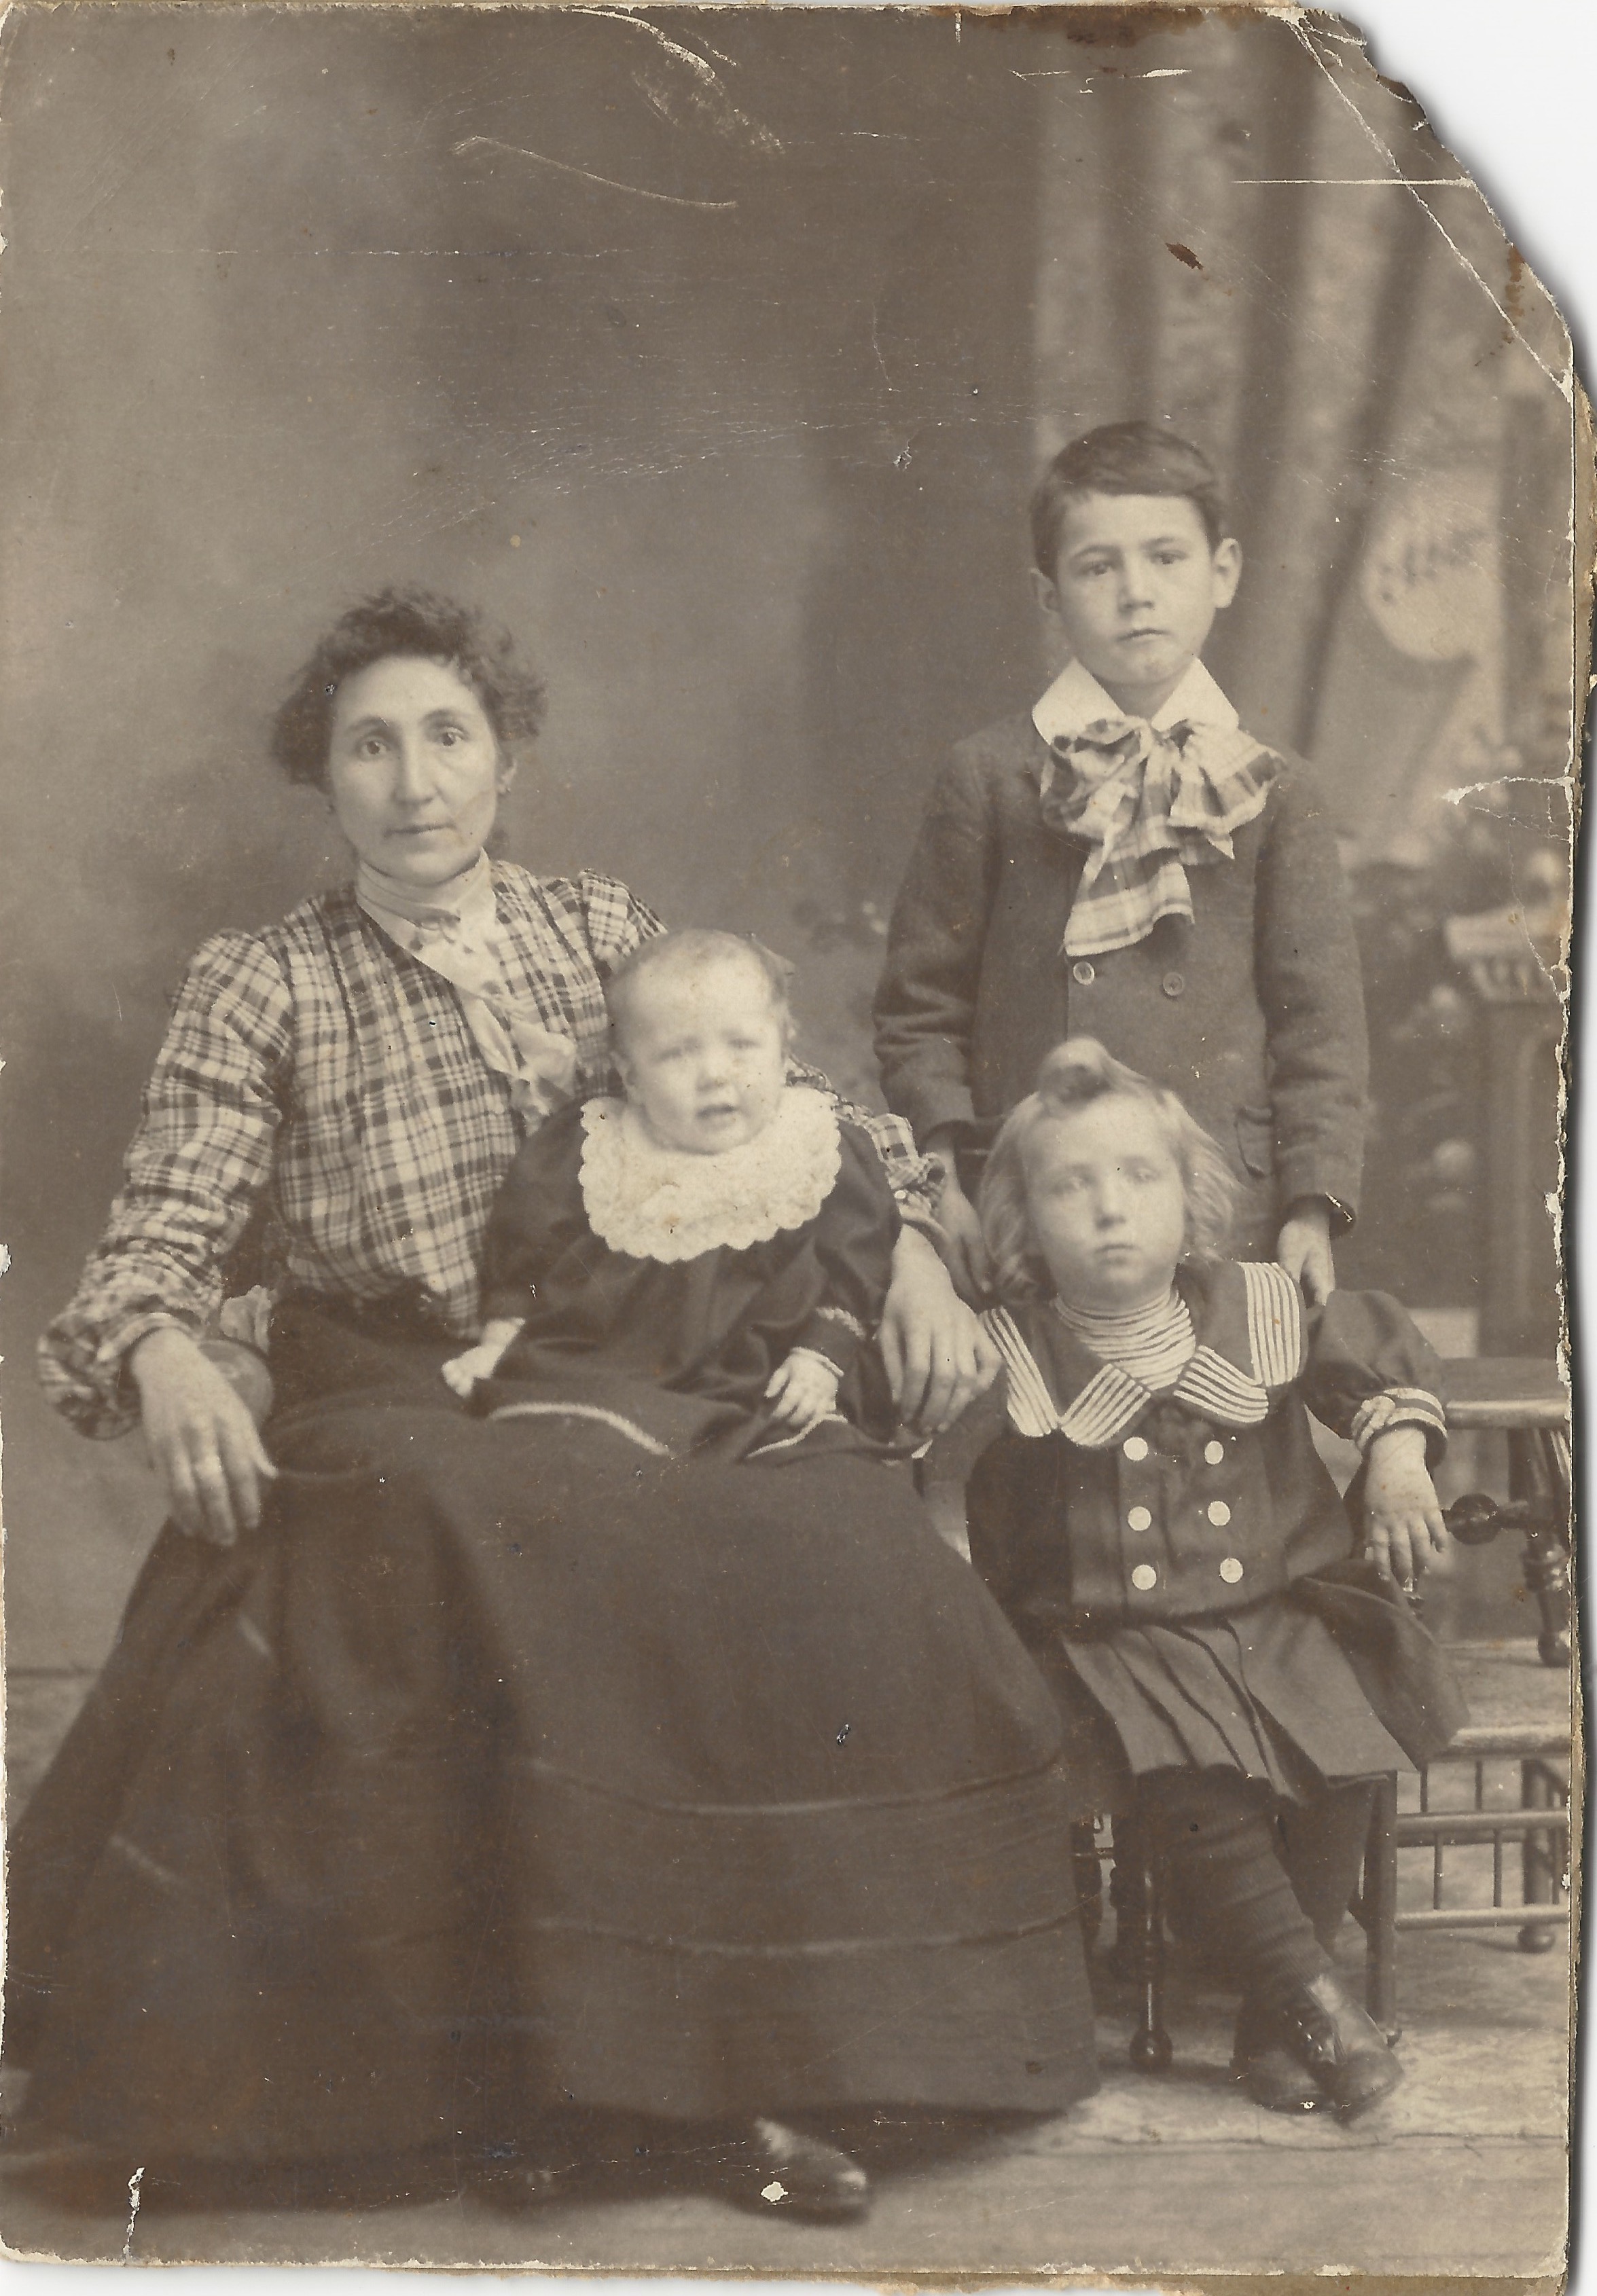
618,954 -> 788,1155
1023,1096 -> 1187,1315
1033,491 -> 1242,719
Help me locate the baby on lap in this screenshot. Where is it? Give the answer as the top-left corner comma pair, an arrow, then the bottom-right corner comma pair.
444,928 -> 899,1448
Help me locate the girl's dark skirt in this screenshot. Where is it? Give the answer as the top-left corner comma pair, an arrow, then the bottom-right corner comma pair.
5,1304 -> 1096,2170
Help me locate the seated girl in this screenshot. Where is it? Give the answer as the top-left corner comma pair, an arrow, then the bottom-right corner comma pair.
443,928 -> 897,1451
960,1039 -> 1465,2121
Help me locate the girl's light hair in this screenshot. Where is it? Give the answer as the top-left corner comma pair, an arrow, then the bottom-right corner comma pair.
978,1039 -> 1238,1305
605,928 -> 795,1056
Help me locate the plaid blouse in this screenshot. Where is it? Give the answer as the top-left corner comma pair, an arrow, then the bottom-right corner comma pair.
39,864 -> 936,1438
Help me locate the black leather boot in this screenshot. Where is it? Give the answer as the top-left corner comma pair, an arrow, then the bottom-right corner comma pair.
1230,1994 -> 1325,2113
1278,1969 -> 1404,2117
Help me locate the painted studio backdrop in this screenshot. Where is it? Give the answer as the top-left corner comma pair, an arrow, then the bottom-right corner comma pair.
0,7 -> 1573,1699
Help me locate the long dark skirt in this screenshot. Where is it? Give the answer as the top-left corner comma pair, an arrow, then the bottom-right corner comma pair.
6,1305 -> 1097,2169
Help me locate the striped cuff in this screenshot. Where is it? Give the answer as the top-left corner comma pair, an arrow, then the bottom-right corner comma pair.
1350,1387 -> 1448,1453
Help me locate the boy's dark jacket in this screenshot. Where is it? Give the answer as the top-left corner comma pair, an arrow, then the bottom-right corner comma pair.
948,1260 -> 1467,1777
873,712 -> 1369,1232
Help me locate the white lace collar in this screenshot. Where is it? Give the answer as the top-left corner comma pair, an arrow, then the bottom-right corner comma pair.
579,1087 -> 842,1263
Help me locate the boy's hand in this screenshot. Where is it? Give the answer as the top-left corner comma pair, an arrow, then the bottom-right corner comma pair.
765,1350 -> 842,1432
1276,1199 -> 1335,1305
442,1342 -> 507,1399
937,1173 -> 993,1305
1363,1425 -> 1450,1592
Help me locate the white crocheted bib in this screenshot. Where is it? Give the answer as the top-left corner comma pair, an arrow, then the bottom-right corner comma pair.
578,1087 -> 842,1263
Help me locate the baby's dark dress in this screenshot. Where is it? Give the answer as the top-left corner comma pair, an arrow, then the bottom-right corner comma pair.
475,1087 -> 900,1450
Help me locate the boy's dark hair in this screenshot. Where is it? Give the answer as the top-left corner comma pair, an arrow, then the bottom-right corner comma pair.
1030,421 -> 1228,580
271,586 -> 546,789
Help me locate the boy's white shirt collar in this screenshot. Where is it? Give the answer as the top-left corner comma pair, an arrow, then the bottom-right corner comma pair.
1031,655 -> 1239,746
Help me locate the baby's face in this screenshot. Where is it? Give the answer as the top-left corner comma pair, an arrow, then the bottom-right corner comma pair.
1037,491 -> 1240,719
1024,1095 -> 1187,1313
619,956 -> 788,1154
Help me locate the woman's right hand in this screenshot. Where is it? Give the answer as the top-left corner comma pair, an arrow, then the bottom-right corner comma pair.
129,1326 -> 278,1547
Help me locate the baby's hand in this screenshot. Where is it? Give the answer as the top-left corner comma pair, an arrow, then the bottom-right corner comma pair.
442,1343 -> 505,1400
1363,1425 -> 1450,1594
765,1350 -> 842,1432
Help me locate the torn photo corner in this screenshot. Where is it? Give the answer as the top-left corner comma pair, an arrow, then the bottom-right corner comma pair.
0,0 -> 1584,2286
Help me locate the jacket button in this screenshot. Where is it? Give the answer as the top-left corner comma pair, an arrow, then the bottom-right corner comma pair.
1219,1556 -> 1244,1584
1204,1440 -> 1225,1465
1127,1505 -> 1153,1531
1162,971 -> 1185,998
1123,1435 -> 1149,1461
1071,960 -> 1096,987
1207,1500 -> 1232,1527
1131,1563 -> 1158,1591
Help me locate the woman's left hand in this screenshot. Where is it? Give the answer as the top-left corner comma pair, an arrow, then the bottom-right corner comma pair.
1363,1425 -> 1450,1592
879,1227 -> 999,1434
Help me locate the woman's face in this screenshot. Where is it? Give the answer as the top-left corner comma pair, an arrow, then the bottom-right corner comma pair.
1024,1095 -> 1187,1313
326,655 -> 510,888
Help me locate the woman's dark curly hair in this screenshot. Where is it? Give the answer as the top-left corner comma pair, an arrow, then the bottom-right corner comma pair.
270,587 -> 546,789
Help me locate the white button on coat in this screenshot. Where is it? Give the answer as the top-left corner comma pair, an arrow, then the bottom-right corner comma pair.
1204,1440 -> 1225,1465
1123,1436 -> 1149,1461
1127,1506 -> 1153,1532
1131,1564 -> 1158,1591
1207,1501 -> 1232,1527
1219,1557 -> 1244,1584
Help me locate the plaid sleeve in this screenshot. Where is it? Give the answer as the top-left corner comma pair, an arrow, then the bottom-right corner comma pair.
37,931 -> 293,1438
785,1058 -> 942,1231
577,871 -> 665,974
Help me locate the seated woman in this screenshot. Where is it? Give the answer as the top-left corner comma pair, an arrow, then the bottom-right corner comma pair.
12,589 -> 1098,2222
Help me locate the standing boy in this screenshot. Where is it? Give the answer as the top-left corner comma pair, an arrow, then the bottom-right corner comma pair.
874,421 -> 1367,1309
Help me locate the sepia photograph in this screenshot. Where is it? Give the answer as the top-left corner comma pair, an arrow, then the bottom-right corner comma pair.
0,0 -> 1584,2283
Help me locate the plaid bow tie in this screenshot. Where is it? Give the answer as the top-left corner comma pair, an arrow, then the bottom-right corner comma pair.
1040,714 -> 1278,958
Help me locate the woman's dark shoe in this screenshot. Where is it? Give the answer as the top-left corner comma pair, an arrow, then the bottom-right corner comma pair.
1230,1996 -> 1325,2113
705,2117 -> 872,2222
1277,1971 -> 1405,2119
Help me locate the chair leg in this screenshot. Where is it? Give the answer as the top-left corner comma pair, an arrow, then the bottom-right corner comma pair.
1519,1756 -> 1562,1953
1361,1772 -> 1399,2037
1071,1819 -> 1105,1950
1128,1842 -> 1172,2072
1509,1427 -> 1571,1669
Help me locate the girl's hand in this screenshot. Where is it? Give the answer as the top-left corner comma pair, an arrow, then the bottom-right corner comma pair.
1363,1425 -> 1450,1592
879,1227 -> 1000,1434
765,1351 -> 842,1432
1276,1199 -> 1335,1305
130,1326 -> 278,1548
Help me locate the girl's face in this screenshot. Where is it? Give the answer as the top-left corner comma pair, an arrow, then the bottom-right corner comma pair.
1023,1095 -> 1187,1313
327,655 -> 509,889
618,955 -> 788,1155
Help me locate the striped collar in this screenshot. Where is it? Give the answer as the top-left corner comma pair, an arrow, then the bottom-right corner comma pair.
982,1260 -> 1306,1445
